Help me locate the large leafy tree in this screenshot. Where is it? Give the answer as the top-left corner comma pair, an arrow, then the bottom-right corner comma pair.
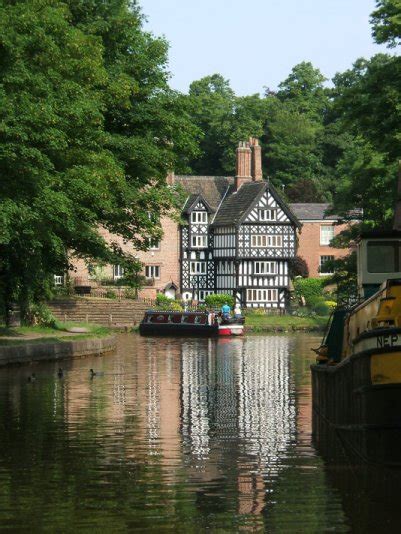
0,0 -> 198,322
371,0 -> 401,47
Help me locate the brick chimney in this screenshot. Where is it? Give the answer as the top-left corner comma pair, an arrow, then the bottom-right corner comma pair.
235,141 -> 252,191
249,137 -> 263,181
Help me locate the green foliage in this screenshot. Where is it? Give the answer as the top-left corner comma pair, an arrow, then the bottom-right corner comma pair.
204,293 -> 235,309
371,0 -> 401,47
322,253 -> 358,305
311,300 -> 330,317
105,289 -> 117,299
26,304 -> 57,328
289,256 -> 309,279
293,278 -> 325,306
0,0 -> 198,323
123,288 -> 137,300
155,294 -> 183,311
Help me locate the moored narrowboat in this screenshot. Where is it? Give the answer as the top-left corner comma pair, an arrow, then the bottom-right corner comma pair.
312,221 -> 401,465
139,310 -> 245,337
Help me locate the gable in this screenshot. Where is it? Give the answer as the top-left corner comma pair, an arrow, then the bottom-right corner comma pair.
244,191 -> 290,223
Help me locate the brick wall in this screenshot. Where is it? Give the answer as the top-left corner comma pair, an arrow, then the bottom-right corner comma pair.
297,221 -> 349,278
71,216 -> 180,299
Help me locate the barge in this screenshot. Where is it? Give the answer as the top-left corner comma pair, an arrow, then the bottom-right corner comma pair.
139,310 -> 245,337
312,223 -> 401,465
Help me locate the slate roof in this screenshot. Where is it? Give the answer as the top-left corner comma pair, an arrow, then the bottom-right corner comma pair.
175,176 -> 233,212
289,203 -> 338,221
211,182 -> 266,226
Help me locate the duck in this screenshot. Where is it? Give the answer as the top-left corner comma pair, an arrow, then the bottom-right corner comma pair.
57,368 -> 64,378
27,373 -> 36,383
89,369 -> 104,378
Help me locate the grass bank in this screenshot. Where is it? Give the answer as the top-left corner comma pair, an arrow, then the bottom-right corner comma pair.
0,322 -> 111,347
245,313 -> 329,333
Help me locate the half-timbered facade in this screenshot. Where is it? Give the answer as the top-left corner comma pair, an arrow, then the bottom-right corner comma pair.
177,139 -> 301,309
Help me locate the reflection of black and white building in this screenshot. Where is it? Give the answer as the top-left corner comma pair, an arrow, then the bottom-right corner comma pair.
177,138 -> 301,309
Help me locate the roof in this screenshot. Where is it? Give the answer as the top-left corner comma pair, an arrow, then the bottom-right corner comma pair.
289,203 -> 338,221
175,176 -> 233,212
182,193 -> 213,214
211,182 -> 266,226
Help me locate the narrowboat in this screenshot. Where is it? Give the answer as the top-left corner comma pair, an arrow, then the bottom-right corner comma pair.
139,310 -> 245,337
312,209 -> 401,464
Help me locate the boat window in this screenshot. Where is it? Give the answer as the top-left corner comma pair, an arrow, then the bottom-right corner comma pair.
367,242 -> 400,273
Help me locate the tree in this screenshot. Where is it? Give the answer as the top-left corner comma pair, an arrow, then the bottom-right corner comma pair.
0,0 -> 198,323
371,0 -> 401,47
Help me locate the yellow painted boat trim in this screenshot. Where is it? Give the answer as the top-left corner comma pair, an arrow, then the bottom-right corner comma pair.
371,352 -> 401,384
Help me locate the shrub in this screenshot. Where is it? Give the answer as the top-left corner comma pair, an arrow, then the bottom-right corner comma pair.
26,304 -> 57,327
289,256 -> 309,279
312,301 -> 330,316
204,293 -> 235,309
155,293 -> 183,311
124,288 -> 137,299
293,278 -> 325,306
105,289 -> 117,299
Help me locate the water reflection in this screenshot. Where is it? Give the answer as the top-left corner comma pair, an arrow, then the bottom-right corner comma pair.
0,334 -> 399,531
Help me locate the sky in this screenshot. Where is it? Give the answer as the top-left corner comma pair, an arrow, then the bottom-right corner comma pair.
140,0 -> 389,95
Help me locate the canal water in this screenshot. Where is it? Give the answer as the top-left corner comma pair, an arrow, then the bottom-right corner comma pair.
0,334 -> 400,532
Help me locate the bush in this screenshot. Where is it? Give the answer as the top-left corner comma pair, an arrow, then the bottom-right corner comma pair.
204,293 -> 235,309
293,278 -> 324,306
124,288 -> 137,299
105,289 -> 117,299
312,301 -> 330,316
289,256 -> 309,278
155,293 -> 183,311
27,304 -> 57,327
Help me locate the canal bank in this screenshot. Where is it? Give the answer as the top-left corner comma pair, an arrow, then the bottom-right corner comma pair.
0,324 -> 116,367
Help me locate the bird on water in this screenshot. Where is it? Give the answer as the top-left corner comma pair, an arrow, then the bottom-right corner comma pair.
90,369 -> 104,378
27,373 -> 36,383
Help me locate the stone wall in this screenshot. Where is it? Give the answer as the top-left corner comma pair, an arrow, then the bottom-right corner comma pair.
48,298 -> 150,327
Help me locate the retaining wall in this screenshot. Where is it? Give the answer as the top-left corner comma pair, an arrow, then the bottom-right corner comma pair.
0,335 -> 116,367
48,298 -> 149,327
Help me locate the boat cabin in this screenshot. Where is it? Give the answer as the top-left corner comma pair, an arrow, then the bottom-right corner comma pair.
358,230 -> 401,298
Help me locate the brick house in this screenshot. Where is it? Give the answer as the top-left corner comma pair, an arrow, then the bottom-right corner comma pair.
290,204 -> 351,277
69,139 -> 354,305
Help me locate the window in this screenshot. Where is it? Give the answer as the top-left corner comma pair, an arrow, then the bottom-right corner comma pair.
147,238 -> 160,250
247,289 -> 278,302
367,242 -> 401,273
259,209 -> 277,221
190,261 -> 206,275
254,261 -> 277,275
54,275 -> 64,286
191,235 -> 207,248
113,265 -> 124,280
145,265 -> 160,279
319,255 -> 334,275
191,211 -> 208,224
320,225 -> 335,245
251,235 -> 282,248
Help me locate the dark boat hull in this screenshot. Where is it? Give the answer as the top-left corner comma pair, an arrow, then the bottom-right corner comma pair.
312,345 -> 401,466
139,323 -> 218,336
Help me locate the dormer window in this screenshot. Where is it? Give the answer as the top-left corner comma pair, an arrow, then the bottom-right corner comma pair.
259,209 -> 277,221
191,211 -> 208,224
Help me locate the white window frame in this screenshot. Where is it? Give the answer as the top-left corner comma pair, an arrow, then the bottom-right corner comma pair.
191,211 -> 208,224
190,261 -> 206,275
113,265 -> 124,280
54,275 -> 64,286
147,238 -> 160,250
259,209 -> 277,222
251,235 -> 283,248
254,261 -> 277,275
145,265 -> 160,279
191,235 -> 207,248
246,289 -> 278,302
319,255 -> 334,275
320,225 -> 335,246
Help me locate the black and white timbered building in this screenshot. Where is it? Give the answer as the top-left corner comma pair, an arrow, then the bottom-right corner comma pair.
177,138 -> 301,309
